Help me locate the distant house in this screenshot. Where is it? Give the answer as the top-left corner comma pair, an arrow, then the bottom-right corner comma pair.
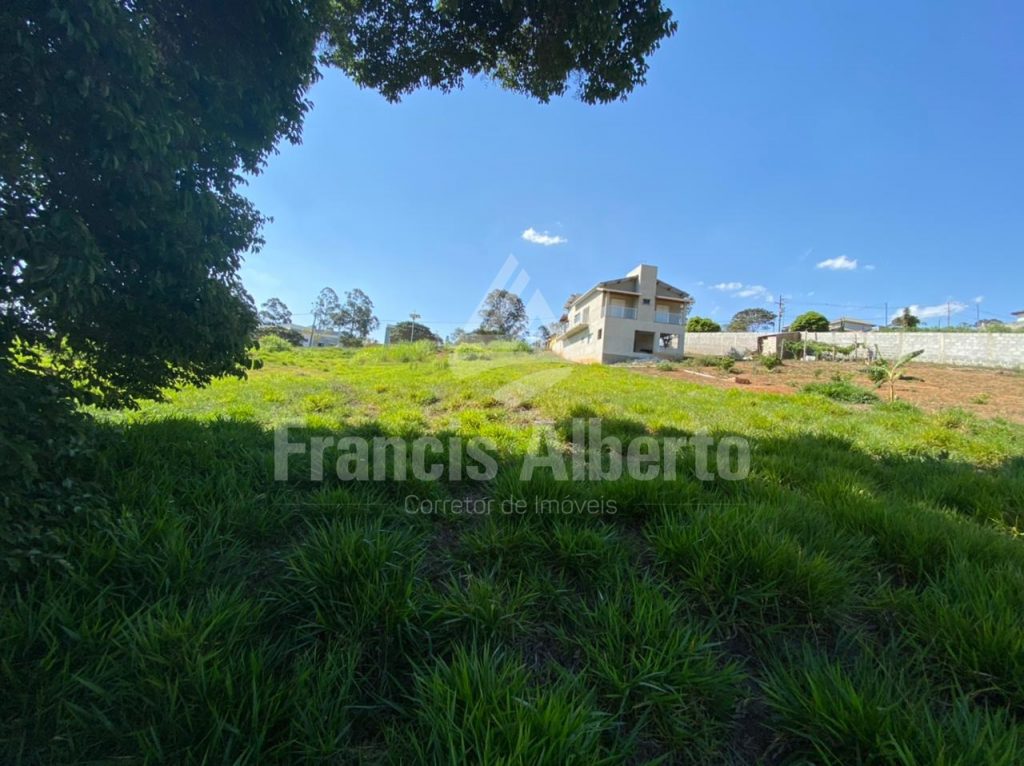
282,323 -> 341,347
549,264 -> 693,364
829,317 -> 876,332
976,318 -> 1005,329
1013,310 -> 1024,324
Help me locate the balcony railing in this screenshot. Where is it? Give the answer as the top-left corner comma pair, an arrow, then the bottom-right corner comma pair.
605,306 -> 638,319
655,311 -> 685,325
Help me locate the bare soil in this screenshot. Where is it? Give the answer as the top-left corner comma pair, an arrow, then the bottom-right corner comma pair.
636,359 -> 1024,423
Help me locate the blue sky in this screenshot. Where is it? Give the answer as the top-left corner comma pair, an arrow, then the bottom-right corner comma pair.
240,0 -> 1023,336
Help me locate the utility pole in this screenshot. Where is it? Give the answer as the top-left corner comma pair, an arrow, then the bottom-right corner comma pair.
946,300 -> 951,329
409,312 -> 420,342
776,294 -> 785,333
884,302 -> 888,329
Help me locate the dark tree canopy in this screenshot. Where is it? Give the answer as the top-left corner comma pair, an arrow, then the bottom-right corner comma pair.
686,316 -> 721,333
891,309 -> 920,328
1,0 -> 323,405
478,289 -> 528,338
389,321 -> 441,345
727,308 -> 777,332
2,0 -> 676,407
324,1 -> 677,104
789,311 -> 829,332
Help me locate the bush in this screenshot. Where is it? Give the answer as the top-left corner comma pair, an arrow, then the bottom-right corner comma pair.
705,356 -> 736,373
255,325 -> 306,346
802,380 -> 879,404
785,339 -> 861,360
686,316 -> 721,333
258,334 -> 293,353
759,355 -> 783,370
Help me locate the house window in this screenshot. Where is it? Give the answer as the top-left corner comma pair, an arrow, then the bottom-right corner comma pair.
659,333 -> 679,350
597,328 -> 602,340
642,298 -> 651,305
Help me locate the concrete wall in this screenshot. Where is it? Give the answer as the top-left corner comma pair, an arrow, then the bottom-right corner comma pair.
682,332 -> 762,358
802,331 -> 1024,369
685,331 -> 1024,369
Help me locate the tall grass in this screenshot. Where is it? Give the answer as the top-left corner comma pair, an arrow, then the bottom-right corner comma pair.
4,345 -> 1024,762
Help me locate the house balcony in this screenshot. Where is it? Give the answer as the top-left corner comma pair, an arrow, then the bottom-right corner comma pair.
561,321 -> 589,339
655,311 -> 685,326
604,305 -> 638,320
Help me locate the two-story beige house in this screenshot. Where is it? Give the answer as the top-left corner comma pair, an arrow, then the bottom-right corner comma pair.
549,264 -> 693,363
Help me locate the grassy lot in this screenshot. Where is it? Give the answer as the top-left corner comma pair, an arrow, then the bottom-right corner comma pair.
4,343 -> 1024,763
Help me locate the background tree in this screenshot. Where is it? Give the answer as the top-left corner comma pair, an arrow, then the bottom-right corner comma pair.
447,328 -> 468,345
891,308 -> 921,329
727,308 -> 777,332
389,321 -> 441,345
478,290 -> 528,338
789,311 -> 829,332
309,288 -> 341,346
258,298 -> 293,327
686,316 -> 721,332
333,288 -> 380,345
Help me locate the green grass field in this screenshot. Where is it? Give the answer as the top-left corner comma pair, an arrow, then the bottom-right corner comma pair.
4,343 -> 1024,763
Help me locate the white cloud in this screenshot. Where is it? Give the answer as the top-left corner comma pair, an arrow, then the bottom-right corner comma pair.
737,284 -> 771,299
521,227 -> 567,246
711,281 -> 773,303
816,255 -> 858,271
864,264 -> 876,271
892,301 -> 968,322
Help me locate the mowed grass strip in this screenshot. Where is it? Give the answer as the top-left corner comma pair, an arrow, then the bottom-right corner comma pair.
4,344 -> 1024,763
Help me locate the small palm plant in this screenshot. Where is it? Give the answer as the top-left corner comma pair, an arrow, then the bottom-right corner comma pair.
867,346 -> 924,402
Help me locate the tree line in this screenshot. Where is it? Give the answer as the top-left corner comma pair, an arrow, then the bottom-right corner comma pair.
256,288 -> 532,347
685,308 -> 922,333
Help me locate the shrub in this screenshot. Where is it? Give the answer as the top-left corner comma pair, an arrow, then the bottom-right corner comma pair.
802,381 -> 879,404
706,356 -> 735,373
258,334 -> 293,353
759,355 -> 783,370
255,325 -> 306,346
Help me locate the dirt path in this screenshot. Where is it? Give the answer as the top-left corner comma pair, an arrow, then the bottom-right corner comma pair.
635,360 -> 1024,423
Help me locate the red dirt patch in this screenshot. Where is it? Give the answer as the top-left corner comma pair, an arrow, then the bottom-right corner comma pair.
636,360 -> 1024,423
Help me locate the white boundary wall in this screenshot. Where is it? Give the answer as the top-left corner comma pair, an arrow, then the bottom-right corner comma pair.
684,331 -> 1024,369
